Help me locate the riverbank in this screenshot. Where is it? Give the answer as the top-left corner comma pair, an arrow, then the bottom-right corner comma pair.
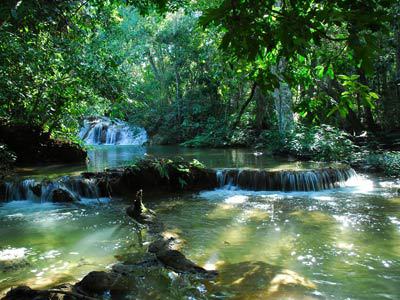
0,124 -> 86,170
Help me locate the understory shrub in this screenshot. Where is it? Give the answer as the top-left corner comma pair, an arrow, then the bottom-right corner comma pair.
180,119 -> 230,147
261,124 -> 356,162
364,152 -> 400,176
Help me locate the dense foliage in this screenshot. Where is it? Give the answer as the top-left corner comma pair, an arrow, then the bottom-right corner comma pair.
1,0 -> 399,164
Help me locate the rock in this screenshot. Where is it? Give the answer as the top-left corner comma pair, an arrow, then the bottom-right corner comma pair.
30,182 -> 42,197
148,237 -> 177,254
156,249 -> 216,276
2,286 -> 50,300
75,271 -> 134,294
126,190 -> 155,224
49,283 -> 76,300
0,181 -> 6,202
50,188 -> 78,203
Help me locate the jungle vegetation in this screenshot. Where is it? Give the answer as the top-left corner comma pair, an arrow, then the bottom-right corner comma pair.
0,0 -> 399,167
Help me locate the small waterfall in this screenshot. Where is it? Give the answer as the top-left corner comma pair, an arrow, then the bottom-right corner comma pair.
1,177 -> 100,202
215,168 -> 357,192
79,117 -> 147,145
3,179 -> 38,201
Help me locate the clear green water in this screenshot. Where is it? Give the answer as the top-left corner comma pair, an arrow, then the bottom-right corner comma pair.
0,199 -> 139,292
1,146 -> 400,299
155,183 -> 400,299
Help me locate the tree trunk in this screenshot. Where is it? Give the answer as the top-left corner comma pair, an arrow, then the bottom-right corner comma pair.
255,86 -> 267,130
231,82 -> 257,130
358,70 -> 379,132
272,59 -> 294,138
396,22 -> 400,79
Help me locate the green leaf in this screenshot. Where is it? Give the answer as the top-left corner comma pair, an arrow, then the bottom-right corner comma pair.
315,65 -> 325,79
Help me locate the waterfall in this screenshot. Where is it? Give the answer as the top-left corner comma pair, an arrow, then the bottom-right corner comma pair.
1,177 -> 100,202
3,179 -> 38,201
79,117 -> 147,145
215,167 -> 357,192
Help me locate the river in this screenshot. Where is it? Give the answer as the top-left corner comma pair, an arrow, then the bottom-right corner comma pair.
1,146 -> 399,299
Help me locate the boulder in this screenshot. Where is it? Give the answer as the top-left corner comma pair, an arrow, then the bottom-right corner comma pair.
30,183 -> 42,197
2,286 -> 49,300
148,237 -> 177,254
156,249 -> 217,277
76,271 -> 134,294
50,188 -> 78,203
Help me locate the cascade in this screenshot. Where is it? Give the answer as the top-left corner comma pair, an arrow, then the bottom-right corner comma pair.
215,167 -> 357,192
1,177 -> 100,202
79,117 -> 147,145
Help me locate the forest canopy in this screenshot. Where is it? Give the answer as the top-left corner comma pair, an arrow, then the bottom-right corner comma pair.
0,0 -> 399,151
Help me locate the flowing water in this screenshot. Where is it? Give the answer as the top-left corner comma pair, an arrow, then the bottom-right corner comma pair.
79,117 -> 148,146
1,146 -> 400,299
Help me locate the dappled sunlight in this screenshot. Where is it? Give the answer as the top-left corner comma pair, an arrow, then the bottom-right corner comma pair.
219,224 -> 253,246
211,261 -> 317,300
205,203 -> 241,220
243,208 -> 270,222
290,210 -> 336,226
0,203 -> 134,293
268,269 -> 317,294
388,197 -> 400,205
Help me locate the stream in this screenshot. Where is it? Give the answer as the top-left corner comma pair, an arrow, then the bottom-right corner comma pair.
1,146 -> 399,299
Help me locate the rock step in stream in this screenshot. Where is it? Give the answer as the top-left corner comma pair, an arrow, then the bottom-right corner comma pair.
0,158 -> 358,203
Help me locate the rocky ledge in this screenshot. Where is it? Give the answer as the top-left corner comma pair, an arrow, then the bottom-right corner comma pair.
0,123 -> 86,165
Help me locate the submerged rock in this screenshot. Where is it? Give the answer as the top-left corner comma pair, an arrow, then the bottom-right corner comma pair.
148,237 -> 217,277
156,249 -> 216,276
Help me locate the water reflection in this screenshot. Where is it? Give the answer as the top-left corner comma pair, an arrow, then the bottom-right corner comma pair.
17,145 -> 344,178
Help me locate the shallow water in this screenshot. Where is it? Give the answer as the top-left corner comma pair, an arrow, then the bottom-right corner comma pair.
0,199 -> 138,293
2,146 -> 400,299
155,178 -> 400,299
